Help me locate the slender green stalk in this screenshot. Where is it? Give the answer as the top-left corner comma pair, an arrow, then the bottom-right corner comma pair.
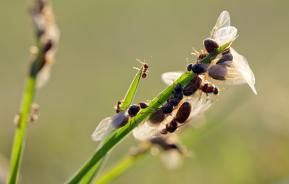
80,159 -> 105,184
95,150 -> 149,184
7,77 -> 36,184
67,43 -> 230,184
7,1 -> 59,182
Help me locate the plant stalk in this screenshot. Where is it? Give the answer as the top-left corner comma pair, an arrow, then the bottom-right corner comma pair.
7,77 -> 36,184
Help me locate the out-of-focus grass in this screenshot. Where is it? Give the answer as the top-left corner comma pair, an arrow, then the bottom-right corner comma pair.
1,0 -> 289,183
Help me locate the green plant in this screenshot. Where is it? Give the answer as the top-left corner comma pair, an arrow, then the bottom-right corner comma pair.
67,43 -> 231,184
7,0 -> 59,183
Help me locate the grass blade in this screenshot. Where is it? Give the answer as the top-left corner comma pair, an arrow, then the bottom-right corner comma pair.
119,65 -> 144,111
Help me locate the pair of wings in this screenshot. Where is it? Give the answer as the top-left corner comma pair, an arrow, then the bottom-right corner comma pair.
209,11 -> 257,94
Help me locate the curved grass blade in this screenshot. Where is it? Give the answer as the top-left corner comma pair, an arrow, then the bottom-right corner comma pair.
119,65 -> 144,111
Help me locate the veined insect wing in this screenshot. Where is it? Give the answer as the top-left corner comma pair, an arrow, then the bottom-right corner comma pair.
210,10 -> 231,37
91,112 -> 128,142
91,117 -> 113,142
223,48 -> 257,94
132,122 -> 160,141
213,26 -> 238,45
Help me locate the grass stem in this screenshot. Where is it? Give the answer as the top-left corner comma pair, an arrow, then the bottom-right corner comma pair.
7,77 -> 36,184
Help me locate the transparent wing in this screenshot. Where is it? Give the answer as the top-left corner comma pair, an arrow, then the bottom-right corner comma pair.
186,91 -> 213,122
133,113 -> 174,141
212,26 -> 238,45
91,117 -> 114,142
211,10 -> 231,37
133,122 -> 160,141
161,72 -> 183,85
222,48 -> 257,95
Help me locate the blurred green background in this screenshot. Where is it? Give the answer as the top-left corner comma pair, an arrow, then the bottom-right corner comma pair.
1,0 -> 289,183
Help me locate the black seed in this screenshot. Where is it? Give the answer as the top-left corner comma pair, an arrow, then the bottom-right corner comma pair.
191,63 -> 208,74
161,103 -> 174,114
175,102 -> 191,123
204,38 -> 219,53
149,109 -> 165,124
174,92 -> 183,100
167,97 -> 180,106
128,105 -> 140,117
187,63 -> 193,71
217,52 -> 233,65
139,102 -> 148,109
208,64 -> 227,80
174,84 -> 183,94
183,76 -> 202,96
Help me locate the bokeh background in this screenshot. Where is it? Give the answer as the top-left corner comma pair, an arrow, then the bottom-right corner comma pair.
1,0 -> 289,183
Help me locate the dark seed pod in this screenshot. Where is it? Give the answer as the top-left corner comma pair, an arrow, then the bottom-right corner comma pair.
149,109 -> 165,124
217,52 -> 233,65
191,63 -> 208,74
161,103 -> 174,114
175,102 -> 191,123
187,63 -> 193,71
128,104 -> 140,117
204,38 -> 219,53
173,92 -> 183,100
183,76 -> 202,96
139,102 -> 148,109
174,84 -> 183,94
208,64 -> 227,80
167,96 -> 180,107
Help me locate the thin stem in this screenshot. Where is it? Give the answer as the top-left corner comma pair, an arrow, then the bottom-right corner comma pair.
7,77 -> 36,184
67,43 -> 230,184
94,150 -> 149,184
80,159 -> 105,184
